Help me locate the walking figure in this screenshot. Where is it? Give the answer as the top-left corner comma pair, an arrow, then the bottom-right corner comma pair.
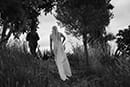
26,29 -> 40,57
50,26 -> 72,81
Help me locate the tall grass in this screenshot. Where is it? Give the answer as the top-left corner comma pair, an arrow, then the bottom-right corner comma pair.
0,39 -> 130,87
0,40 -> 47,87
67,42 -> 130,87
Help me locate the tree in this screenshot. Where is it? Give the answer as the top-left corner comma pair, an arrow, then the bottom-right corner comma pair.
0,0 -> 56,46
116,25 -> 130,56
55,0 -> 114,66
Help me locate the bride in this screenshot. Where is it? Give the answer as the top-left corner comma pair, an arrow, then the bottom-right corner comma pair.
50,26 -> 72,81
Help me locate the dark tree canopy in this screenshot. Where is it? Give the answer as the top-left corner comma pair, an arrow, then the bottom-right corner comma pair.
116,25 -> 130,56
55,0 -> 113,40
0,0 -> 56,45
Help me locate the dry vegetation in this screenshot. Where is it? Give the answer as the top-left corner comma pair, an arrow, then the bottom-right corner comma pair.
0,40 -> 130,87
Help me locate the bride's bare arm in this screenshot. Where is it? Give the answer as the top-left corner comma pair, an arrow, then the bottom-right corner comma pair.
50,35 -> 53,53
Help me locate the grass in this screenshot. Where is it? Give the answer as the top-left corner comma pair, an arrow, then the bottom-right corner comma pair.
0,40 -> 130,87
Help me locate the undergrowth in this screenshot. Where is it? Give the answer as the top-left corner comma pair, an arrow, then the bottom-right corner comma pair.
0,40 -> 130,87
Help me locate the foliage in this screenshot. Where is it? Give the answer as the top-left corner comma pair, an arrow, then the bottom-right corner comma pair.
0,0 -> 56,45
88,32 -> 115,47
67,44 -> 85,69
68,43 -> 130,87
104,33 -> 116,41
116,25 -> 130,56
55,0 -> 113,39
0,43 -> 43,87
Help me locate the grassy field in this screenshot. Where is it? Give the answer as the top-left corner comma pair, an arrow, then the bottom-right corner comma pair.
0,41 -> 130,87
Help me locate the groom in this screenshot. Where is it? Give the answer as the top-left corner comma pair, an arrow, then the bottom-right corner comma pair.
26,29 -> 40,57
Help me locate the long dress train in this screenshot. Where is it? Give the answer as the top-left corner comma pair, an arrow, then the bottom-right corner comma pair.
51,33 -> 72,81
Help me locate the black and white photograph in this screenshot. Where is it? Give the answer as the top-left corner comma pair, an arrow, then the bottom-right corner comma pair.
0,0 -> 130,87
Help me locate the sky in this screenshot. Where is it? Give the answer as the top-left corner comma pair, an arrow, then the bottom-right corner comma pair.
37,0 -> 130,51
108,0 -> 130,34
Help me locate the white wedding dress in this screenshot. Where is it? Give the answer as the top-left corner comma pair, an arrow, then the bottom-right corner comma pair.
50,32 -> 72,81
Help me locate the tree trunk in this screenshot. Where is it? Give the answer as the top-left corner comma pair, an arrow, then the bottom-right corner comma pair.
83,34 -> 89,66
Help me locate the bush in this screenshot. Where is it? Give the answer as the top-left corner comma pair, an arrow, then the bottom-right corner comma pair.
67,45 -> 85,69
67,42 -> 130,87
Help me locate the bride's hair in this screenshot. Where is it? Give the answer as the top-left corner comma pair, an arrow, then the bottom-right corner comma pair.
52,26 -> 57,32
52,26 -> 60,39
